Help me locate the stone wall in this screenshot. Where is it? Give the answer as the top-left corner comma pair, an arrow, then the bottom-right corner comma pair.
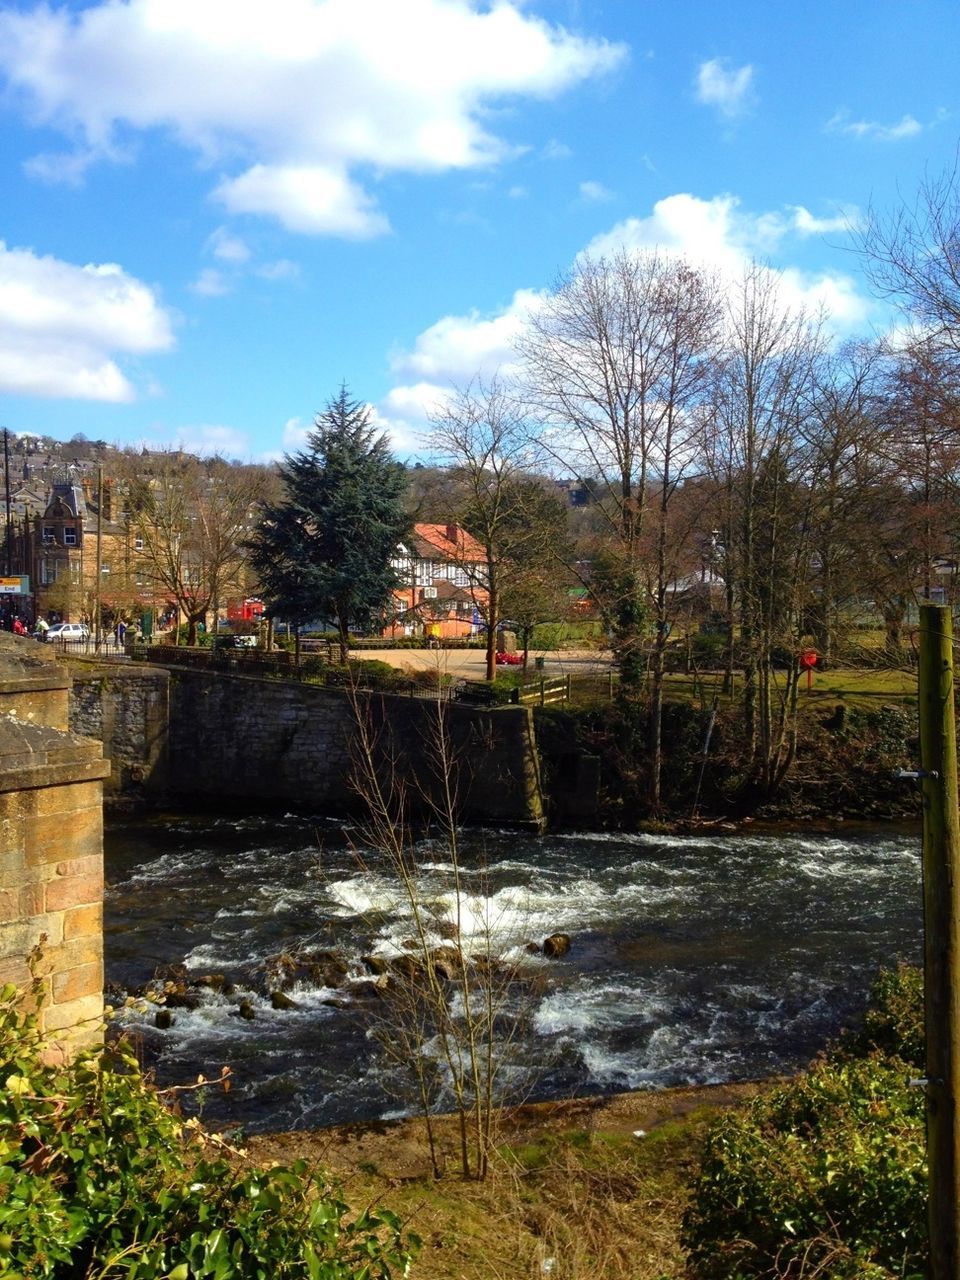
70,668 -> 169,795
0,635 -> 109,1046
163,669 -> 545,827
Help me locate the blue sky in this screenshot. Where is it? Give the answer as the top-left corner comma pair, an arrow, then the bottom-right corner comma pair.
1,0 -> 958,462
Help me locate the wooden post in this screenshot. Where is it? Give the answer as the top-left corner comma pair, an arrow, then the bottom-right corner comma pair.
919,603 -> 960,1279
94,463 -> 103,653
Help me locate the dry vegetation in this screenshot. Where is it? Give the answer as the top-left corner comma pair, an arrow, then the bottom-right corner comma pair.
241,1082 -> 769,1280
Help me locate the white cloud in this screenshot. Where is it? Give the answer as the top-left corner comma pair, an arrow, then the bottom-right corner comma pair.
173,423 -> 252,457
579,180 -> 613,203
281,416 -> 311,450
585,193 -> 871,330
190,267 -> 231,296
790,205 -> 859,236
215,164 -> 390,238
543,138 -> 573,160
0,0 -> 625,237
382,192 -> 873,434
826,111 -> 922,142
0,241 -> 173,401
695,58 -> 754,119
383,291 -> 543,443
208,226 -> 251,263
390,287 -> 541,385
23,148 -> 100,187
367,403 -> 425,457
256,259 -> 300,282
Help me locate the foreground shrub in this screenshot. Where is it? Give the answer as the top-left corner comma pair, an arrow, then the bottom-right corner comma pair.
682,967 -> 926,1278
840,962 -> 923,1068
0,968 -> 417,1279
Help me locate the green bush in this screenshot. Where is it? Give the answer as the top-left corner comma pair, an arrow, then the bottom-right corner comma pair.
0,966 -> 417,1279
322,660 -> 405,690
682,967 -> 926,1279
841,963 -> 924,1068
689,630 -> 726,668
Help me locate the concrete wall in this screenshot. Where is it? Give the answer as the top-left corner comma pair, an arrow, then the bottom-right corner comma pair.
0,635 -> 109,1046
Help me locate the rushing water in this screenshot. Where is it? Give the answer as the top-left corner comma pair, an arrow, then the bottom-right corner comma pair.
104,813 -> 922,1134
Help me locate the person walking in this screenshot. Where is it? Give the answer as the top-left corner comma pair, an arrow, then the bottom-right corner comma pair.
116,619 -> 127,648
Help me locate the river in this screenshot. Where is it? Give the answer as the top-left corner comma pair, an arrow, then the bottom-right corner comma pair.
104,812 -> 922,1134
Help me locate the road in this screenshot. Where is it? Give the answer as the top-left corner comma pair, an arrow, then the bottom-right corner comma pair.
351,646 -> 613,680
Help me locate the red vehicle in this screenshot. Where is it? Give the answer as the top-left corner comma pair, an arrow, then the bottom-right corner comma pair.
226,597 -> 265,623
495,650 -> 523,665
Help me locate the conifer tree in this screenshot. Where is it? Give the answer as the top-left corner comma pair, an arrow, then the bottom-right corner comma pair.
249,387 -> 410,661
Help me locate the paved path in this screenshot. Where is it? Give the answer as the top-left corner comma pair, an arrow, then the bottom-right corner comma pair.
351,647 -> 613,679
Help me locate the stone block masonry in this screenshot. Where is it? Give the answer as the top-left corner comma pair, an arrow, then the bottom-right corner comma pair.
164,669 -> 545,828
0,634 -> 110,1048
70,667 -> 169,795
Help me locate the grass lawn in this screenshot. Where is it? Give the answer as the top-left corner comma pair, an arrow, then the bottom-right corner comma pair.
561,666 -> 917,714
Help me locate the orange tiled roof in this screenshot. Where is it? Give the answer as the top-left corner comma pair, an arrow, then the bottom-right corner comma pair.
414,522 -> 487,564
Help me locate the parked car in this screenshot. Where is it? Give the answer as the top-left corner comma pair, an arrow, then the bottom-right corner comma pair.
495,649 -> 523,665
44,622 -> 90,643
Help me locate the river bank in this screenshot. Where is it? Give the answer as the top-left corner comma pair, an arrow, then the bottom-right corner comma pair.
238,1079 -> 772,1280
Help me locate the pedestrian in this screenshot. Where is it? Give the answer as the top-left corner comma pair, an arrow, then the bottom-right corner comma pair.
12,617 -> 26,636
116,619 -> 126,647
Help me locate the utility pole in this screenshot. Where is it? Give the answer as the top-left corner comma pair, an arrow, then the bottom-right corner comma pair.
919,602 -> 960,1280
3,427 -> 12,576
94,463 -> 104,653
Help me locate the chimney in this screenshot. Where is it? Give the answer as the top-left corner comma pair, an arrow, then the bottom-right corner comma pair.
445,523 -> 459,547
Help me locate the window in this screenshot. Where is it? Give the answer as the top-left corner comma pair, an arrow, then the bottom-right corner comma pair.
135,537 -> 144,551
42,526 -> 55,544
41,559 -> 58,585
101,563 -> 111,576
63,526 -> 77,545
455,568 -> 469,588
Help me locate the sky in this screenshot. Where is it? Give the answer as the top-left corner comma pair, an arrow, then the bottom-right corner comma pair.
1,0 -> 959,463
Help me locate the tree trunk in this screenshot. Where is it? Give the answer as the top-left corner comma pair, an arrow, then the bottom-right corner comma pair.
649,631 -> 665,813
485,581 -> 498,682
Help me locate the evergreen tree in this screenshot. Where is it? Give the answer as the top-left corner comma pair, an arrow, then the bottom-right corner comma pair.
249,387 -> 410,661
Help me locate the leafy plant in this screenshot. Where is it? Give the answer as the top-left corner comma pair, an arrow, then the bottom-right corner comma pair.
0,957 -> 418,1279
682,966 -> 927,1278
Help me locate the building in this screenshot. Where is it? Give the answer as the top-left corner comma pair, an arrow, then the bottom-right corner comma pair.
17,474 -> 159,627
387,523 -> 489,639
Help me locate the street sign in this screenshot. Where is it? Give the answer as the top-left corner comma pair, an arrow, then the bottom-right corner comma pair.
0,576 -> 29,595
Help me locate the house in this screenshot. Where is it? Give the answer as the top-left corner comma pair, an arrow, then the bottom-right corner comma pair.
387,523 -> 489,639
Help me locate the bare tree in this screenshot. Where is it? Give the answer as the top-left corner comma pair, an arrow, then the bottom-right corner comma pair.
859,157 -> 960,347
800,340 -> 888,665
702,264 -> 823,794
429,381 -> 560,681
121,452 -> 267,644
347,679 -> 539,1180
518,251 -> 720,706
